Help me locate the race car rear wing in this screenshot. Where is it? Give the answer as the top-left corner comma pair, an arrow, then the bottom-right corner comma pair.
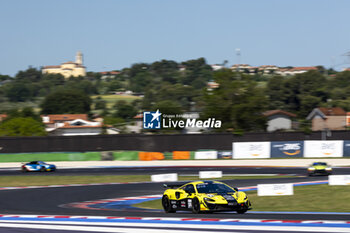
163,182 -> 187,189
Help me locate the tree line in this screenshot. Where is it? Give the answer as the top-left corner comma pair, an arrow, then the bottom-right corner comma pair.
0,58 -> 349,135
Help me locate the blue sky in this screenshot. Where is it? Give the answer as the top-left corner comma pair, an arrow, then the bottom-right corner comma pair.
1,0 -> 349,76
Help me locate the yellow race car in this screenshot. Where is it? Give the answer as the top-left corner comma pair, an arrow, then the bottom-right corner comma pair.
307,162 -> 332,176
162,180 -> 251,214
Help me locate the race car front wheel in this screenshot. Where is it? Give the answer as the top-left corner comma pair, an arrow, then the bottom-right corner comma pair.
236,209 -> 247,214
192,198 -> 201,214
162,195 -> 176,213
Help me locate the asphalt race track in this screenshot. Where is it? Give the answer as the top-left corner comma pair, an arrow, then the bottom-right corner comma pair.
0,166 -> 350,222
2,165 -> 350,177
0,166 -> 350,233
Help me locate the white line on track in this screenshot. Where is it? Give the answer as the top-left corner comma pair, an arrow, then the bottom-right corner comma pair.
0,222 -> 238,233
0,220 -> 349,233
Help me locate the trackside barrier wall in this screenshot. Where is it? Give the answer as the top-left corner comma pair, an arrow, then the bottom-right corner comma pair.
113,151 -> 139,161
303,140 -> 343,158
138,152 -> 164,161
218,151 -> 232,159
343,140 -> 350,157
233,140 -> 350,159
4,131 -> 350,154
194,150 -> 218,159
232,142 -> 271,159
172,151 -> 190,160
270,141 -> 303,158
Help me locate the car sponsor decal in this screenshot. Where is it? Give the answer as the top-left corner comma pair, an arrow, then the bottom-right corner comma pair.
187,199 -> 192,208
222,195 -> 235,201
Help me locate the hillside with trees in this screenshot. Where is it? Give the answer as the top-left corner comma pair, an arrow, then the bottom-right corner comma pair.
0,58 -> 349,134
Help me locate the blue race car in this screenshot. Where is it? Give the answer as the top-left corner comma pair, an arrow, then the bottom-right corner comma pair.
21,161 -> 56,172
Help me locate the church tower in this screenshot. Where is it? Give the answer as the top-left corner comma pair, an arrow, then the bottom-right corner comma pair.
76,51 -> 83,65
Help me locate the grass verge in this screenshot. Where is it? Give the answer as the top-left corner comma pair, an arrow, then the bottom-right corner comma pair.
0,152 -> 101,162
0,175 -> 293,187
134,184 -> 350,212
92,95 -> 142,108
0,175 -> 147,187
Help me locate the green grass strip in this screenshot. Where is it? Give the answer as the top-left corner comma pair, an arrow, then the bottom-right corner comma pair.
0,175 -> 147,187
0,152 -> 101,162
0,175 -> 294,187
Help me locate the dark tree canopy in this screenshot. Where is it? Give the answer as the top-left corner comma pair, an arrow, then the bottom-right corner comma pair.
201,70 -> 267,132
5,82 -> 34,102
40,89 -> 92,114
0,117 -> 47,136
113,100 -> 137,120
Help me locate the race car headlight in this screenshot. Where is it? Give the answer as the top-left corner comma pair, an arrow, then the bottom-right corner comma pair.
325,167 -> 332,171
204,198 -> 215,202
308,167 -> 315,170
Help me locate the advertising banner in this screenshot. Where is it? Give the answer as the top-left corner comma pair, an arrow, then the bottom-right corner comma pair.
199,171 -> 223,179
343,141 -> 350,157
151,173 -> 178,182
194,151 -> 218,160
304,140 -> 343,158
232,142 -> 271,159
218,151 -> 232,159
329,175 -> 350,185
257,183 -> 294,196
271,141 -> 303,158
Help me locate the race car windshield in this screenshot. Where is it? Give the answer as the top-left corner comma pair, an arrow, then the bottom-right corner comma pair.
196,183 -> 235,193
313,162 -> 327,166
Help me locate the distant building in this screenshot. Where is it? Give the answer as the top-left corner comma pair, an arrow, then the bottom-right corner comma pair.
306,107 -> 347,131
277,66 -> 317,76
210,64 -> 225,71
99,71 -> 120,79
228,64 -> 319,76
42,114 -> 103,136
258,65 -> 279,74
346,113 -> 350,127
42,51 -> 86,78
263,110 -> 296,132
230,64 -> 278,75
230,64 -> 252,72
125,114 -> 143,133
182,112 -> 201,134
0,114 -> 7,122
207,80 -> 219,90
